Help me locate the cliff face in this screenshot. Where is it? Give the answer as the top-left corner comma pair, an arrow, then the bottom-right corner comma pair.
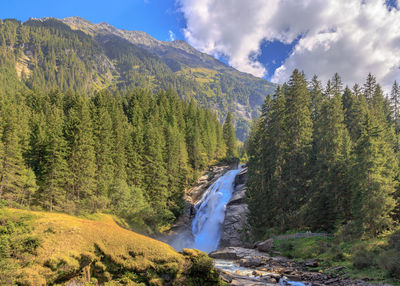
219,167 -> 250,248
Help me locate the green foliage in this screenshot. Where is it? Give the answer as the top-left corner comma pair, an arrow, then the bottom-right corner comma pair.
0,208 -> 38,284
182,249 -> 223,285
223,112 -> 238,159
0,86 -> 225,232
0,17 -> 276,142
247,71 -> 399,239
353,246 -> 375,269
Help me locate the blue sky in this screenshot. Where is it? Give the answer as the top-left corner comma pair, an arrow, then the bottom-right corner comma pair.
0,0 -> 294,81
0,0 -> 185,41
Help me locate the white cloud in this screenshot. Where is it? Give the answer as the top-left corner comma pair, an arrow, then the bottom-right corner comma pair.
178,0 -> 400,89
169,30 -> 176,41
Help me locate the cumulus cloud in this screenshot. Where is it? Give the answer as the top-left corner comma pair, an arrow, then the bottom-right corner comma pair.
178,0 -> 400,89
169,30 -> 176,41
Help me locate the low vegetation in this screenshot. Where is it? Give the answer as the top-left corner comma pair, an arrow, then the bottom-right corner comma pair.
0,207 -> 224,285
272,230 -> 400,285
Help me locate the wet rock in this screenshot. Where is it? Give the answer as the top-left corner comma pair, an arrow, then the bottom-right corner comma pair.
228,184 -> 247,205
264,277 -> 278,283
252,270 -> 264,277
220,168 -> 250,248
212,247 -> 270,261
325,278 -> 340,284
209,249 -> 239,260
234,167 -> 248,186
285,274 -> 302,281
304,259 -> 319,268
239,258 -> 263,268
257,238 -> 274,253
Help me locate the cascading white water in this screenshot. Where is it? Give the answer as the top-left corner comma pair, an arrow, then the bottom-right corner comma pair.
190,169 -> 240,253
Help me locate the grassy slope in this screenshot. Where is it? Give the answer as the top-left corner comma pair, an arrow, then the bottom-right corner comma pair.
273,233 -> 400,285
0,208 -> 222,285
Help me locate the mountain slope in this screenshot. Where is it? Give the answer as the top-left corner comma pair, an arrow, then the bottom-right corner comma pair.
0,17 -> 276,140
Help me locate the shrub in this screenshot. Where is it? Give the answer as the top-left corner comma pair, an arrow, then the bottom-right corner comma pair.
280,240 -> 294,258
353,247 -> 375,269
378,249 -> 400,279
388,230 -> 400,251
181,249 -> 222,285
336,221 -> 360,242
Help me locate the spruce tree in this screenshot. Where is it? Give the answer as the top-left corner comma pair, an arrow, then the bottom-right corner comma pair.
38,108 -> 70,211
223,112 -> 237,159
352,112 -> 397,236
0,104 -> 28,201
92,92 -> 115,209
64,94 -> 97,206
280,69 -> 313,225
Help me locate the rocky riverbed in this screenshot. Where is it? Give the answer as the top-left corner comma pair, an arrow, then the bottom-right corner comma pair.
210,247 -> 390,286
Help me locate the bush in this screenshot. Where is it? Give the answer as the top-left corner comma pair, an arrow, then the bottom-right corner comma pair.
181,249 -> 222,285
336,221 -> 360,242
388,230 -> 400,251
353,247 -> 375,269
280,240 -> 294,258
378,249 -> 400,279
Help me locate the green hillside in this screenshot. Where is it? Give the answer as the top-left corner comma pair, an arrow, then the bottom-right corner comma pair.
0,17 -> 276,140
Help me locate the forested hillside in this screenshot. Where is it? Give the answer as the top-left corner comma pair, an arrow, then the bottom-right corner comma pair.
247,70 -> 399,237
0,17 -> 276,141
0,86 -> 227,233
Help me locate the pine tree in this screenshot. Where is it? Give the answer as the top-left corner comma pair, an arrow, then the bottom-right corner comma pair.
280,70 -> 313,225
92,92 -> 115,209
309,79 -> 350,231
352,112 -> 397,237
64,94 -> 97,206
391,81 -> 400,136
142,116 -> 171,228
309,75 -> 324,121
0,104 -> 28,201
38,108 -> 70,211
223,112 -> 237,159
364,73 -> 377,102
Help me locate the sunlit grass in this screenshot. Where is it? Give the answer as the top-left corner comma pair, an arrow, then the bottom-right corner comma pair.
2,208 -> 188,285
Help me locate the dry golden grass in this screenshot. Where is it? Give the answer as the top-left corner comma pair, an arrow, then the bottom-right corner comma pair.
4,208 -> 188,285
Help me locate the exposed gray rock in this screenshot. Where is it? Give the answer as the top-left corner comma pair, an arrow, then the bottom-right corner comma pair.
234,167 -> 248,186
220,167 -> 250,248
229,184 -> 247,205
257,239 -> 274,253
210,247 -> 270,261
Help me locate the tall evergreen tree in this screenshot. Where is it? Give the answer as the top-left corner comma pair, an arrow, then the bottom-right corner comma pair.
352,112 -> 397,236
64,94 -> 97,206
223,112 -> 237,159
280,70 -> 313,225
37,108 -> 70,211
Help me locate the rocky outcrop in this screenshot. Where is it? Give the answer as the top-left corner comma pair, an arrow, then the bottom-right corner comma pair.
219,167 -> 250,248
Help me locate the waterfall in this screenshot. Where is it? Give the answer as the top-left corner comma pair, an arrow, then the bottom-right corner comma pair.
190,168 -> 240,253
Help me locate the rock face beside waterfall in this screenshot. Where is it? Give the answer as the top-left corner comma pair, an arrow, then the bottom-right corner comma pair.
219,167 -> 250,248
